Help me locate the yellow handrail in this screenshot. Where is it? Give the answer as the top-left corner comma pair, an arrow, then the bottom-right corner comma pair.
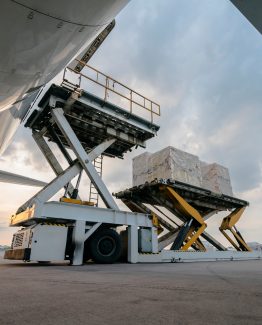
63,59 -> 160,123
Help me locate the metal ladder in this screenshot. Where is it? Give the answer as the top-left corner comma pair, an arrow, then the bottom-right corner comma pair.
89,155 -> 103,206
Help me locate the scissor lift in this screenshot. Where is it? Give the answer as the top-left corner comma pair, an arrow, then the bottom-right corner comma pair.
4,62 -> 161,265
115,179 -> 261,262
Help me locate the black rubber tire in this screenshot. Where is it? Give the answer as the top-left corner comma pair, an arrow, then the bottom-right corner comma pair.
83,240 -> 92,263
89,228 -> 122,264
119,229 -> 128,262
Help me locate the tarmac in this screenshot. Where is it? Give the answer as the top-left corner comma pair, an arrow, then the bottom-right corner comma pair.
0,251 -> 261,325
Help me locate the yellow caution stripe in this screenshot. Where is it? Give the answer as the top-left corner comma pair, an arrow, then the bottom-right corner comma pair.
41,222 -> 66,227
60,197 -> 95,206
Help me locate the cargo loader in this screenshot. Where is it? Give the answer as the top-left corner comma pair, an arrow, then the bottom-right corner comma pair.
4,61 -> 261,264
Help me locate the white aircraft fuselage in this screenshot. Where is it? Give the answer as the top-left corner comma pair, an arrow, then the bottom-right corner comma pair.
0,0 -> 129,153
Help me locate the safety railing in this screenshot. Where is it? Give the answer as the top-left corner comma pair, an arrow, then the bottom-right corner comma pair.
62,59 -> 160,123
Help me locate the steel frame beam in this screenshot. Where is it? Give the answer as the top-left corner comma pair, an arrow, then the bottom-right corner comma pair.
17,162 -> 82,214
137,250 -> 262,263
52,107 -> 118,210
201,231 -> 227,251
158,228 -> 180,251
16,136 -> 115,214
32,131 -> 79,199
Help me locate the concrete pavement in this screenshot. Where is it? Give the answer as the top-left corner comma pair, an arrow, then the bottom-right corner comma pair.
0,252 -> 261,324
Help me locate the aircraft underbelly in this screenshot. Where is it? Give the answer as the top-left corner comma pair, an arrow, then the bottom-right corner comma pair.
0,89 -> 40,155
0,0 -> 130,153
0,0 -> 129,111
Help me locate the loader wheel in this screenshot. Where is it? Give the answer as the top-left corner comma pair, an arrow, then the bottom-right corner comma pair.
90,228 -> 122,264
83,240 -> 92,263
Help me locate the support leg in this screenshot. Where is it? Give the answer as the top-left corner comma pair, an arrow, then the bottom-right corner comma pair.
151,227 -> 159,253
72,220 -> 86,265
128,225 -> 138,263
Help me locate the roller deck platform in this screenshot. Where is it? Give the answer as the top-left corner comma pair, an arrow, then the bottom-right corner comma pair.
115,178 -> 249,215
115,178 -> 254,255
25,84 -> 159,159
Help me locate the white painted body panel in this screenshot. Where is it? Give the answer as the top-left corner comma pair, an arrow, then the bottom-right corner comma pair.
0,0 -> 129,153
11,224 -> 68,261
30,225 -> 68,262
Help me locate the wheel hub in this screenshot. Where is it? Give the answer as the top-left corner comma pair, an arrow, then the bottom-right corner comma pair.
97,236 -> 116,256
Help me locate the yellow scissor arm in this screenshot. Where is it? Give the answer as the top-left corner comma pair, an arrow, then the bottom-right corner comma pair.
219,207 -> 251,252
163,186 -> 207,251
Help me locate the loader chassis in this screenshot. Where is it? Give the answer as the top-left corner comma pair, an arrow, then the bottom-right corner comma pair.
5,65 -> 160,265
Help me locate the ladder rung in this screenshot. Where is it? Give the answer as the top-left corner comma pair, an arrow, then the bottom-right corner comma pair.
89,155 -> 103,205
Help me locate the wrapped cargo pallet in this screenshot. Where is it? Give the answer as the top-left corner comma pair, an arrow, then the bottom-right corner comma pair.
133,146 -> 234,196
133,146 -> 202,187
201,162 -> 233,196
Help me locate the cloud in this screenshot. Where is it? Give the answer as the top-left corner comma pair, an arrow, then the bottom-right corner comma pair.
90,0 -> 262,193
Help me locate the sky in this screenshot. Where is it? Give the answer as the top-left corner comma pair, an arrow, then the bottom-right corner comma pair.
0,0 -> 262,246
